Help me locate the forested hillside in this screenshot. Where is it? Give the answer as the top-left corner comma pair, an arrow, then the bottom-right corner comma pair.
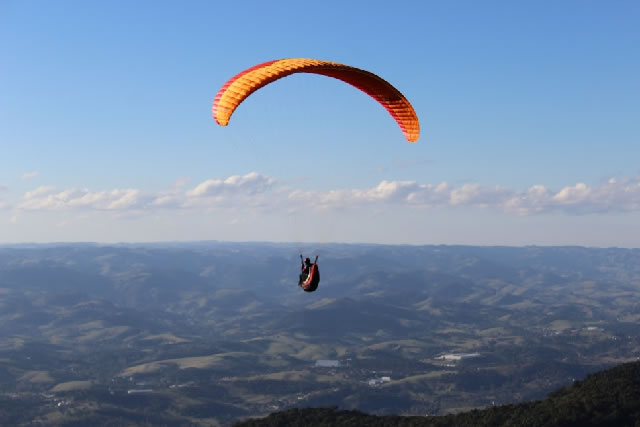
236,361 -> 640,426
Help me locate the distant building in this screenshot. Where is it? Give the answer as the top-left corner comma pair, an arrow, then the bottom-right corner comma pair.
436,353 -> 481,361
368,377 -> 391,387
127,389 -> 153,394
315,360 -> 341,368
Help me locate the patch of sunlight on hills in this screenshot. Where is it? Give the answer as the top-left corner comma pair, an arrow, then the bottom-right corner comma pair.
245,370 -> 310,381
119,352 -> 252,376
77,320 -> 105,330
20,370 -> 54,383
550,320 -> 573,330
414,298 -> 442,315
364,339 -> 426,353
78,326 -> 131,343
50,380 -> 92,392
306,298 -> 337,309
142,333 -> 190,344
383,370 -> 457,386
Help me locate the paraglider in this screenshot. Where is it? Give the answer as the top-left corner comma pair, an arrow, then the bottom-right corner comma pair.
212,58 -> 417,292
212,58 -> 420,142
298,255 -> 319,292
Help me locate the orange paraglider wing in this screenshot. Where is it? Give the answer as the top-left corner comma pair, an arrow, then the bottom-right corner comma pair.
212,58 -> 420,142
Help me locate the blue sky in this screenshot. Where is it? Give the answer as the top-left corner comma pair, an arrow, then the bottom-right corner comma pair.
1,1 -> 639,246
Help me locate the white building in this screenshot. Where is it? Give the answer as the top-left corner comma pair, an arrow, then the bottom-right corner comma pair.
436,352 -> 481,361
368,377 -> 391,387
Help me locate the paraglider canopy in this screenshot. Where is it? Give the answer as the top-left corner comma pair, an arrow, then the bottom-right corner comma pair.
212,58 -> 420,142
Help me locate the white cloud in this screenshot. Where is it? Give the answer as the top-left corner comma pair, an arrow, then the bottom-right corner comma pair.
19,188 -> 146,211
450,183 -> 512,207
21,171 -> 39,180
289,180 -> 441,209
151,194 -> 182,208
186,172 -> 275,198
290,180 -> 508,210
552,182 -> 591,204
16,172 -> 278,213
184,172 -> 277,209
504,185 -> 551,215
289,176 -> 640,215
503,177 -> 640,215
0,184 -> 7,192
12,173 -> 640,217
24,186 -> 57,200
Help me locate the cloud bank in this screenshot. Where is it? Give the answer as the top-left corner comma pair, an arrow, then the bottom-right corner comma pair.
9,173 -> 640,216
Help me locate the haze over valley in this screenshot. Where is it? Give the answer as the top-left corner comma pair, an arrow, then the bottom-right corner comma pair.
1,242 -> 639,425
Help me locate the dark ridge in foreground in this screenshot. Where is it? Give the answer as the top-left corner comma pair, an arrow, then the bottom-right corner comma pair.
235,361 -> 640,426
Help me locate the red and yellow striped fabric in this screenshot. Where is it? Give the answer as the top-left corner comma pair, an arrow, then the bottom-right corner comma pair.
212,58 -> 420,142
